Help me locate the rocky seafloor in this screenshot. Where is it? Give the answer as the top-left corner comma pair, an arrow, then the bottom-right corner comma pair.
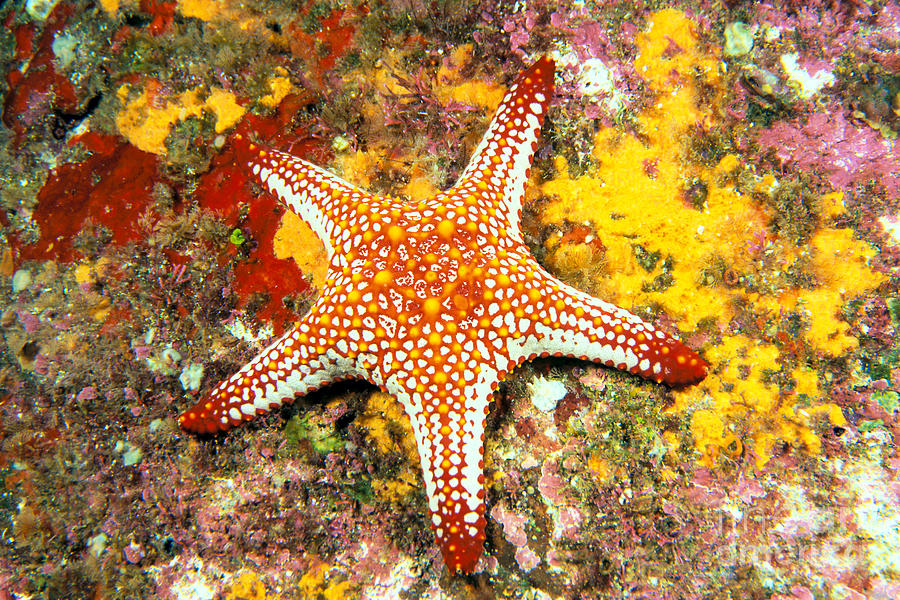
1,1 -> 899,598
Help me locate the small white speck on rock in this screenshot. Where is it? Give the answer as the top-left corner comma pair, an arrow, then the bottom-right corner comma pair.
528,376 -> 567,412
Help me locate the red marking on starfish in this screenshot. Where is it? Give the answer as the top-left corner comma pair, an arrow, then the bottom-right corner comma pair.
180,57 -> 708,574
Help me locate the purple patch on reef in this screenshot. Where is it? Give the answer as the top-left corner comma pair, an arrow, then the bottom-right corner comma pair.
758,109 -> 899,195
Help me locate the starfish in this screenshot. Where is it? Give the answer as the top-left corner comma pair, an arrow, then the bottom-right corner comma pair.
179,57 -> 708,573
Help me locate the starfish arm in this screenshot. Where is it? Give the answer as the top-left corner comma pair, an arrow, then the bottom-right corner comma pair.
240,142 -> 377,260
179,300 -> 360,434
384,370 -> 500,574
507,266 -> 708,386
452,57 -> 554,238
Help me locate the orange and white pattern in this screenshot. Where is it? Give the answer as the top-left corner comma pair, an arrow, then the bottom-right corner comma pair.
179,57 -> 708,573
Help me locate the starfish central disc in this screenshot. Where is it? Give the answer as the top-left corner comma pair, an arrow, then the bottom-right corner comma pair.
179,57 -> 708,574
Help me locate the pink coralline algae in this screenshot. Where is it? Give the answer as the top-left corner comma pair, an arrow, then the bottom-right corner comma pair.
490,502 -> 528,548
75,387 -> 96,401
123,541 -> 145,564
758,110 -> 899,195
16,310 -> 40,333
753,2 -> 870,61
514,546 -> 541,571
552,506 -> 584,540
538,458 -> 570,505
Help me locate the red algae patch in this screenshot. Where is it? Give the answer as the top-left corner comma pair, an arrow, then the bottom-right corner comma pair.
13,133 -> 159,264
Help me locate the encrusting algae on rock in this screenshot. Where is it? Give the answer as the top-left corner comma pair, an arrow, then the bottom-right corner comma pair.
116,82 -> 246,155
539,9 -> 870,467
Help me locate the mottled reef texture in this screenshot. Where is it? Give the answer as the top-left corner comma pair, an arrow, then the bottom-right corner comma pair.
1,1 -> 899,599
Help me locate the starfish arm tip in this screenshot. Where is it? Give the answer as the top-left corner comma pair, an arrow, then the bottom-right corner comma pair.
453,55 -> 557,234
178,400 -> 233,434
177,369 -> 275,436
439,522 -> 487,575
645,339 -> 709,386
178,326 -> 340,436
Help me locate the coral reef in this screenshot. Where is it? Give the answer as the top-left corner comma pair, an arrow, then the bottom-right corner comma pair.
1,0 -> 898,598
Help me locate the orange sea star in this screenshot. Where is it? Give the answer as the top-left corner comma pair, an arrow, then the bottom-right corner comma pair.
179,57 -> 708,573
